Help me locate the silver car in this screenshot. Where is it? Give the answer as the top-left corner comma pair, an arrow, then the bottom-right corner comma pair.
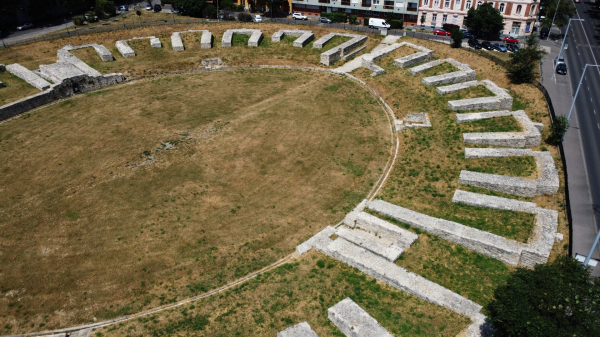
17,23 -> 33,31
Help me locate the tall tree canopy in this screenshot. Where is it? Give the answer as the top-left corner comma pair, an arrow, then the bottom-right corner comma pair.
487,255 -> 600,336
172,0 -> 208,17
464,3 -> 505,39
542,0 -> 576,28
507,33 -> 546,83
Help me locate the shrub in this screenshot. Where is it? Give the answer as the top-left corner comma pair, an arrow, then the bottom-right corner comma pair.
450,28 -> 464,48
442,23 -> 460,32
349,15 -> 358,25
73,16 -> 85,26
236,4 -> 245,11
202,4 -> 217,19
320,12 -> 346,23
389,19 -> 403,29
364,17 -> 370,26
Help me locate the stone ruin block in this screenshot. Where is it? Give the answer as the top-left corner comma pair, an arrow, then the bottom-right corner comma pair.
314,33 -> 367,66
57,48 -> 102,77
222,29 -> 263,48
6,63 -> 51,90
392,42 -> 434,68
201,58 -> 222,69
38,62 -> 86,83
437,79 -> 513,111
328,298 -> 393,337
395,112 -> 431,131
272,29 -> 314,48
115,40 -> 136,58
150,37 -> 161,48
277,321 -> 319,337
409,58 -> 476,86
62,44 -> 114,62
171,30 -> 212,51
456,110 -> 542,147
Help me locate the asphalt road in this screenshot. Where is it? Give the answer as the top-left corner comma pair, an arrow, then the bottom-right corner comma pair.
562,2 -> 600,256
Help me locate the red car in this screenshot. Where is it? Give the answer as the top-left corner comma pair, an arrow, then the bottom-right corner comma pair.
503,36 -> 519,44
433,29 -> 451,36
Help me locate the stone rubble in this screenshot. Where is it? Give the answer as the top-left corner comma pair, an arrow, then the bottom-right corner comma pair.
409,58 -> 476,86
6,63 -> 51,90
393,42 -> 434,68
222,29 -> 263,47
271,29 -> 315,48
277,321 -> 319,337
456,110 -> 542,147
201,58 -> 222,69
437,80 -> 513,111
116,37 -> 162,58
395,112 -> 431,131
328,298 -> 394,337
171,30 -> 212,51
313,33 -> 367,66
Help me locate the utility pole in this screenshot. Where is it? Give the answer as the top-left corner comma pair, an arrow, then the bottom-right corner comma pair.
551,18 -> 583,80
567,64 -> 600,121
546,0 -> 561,41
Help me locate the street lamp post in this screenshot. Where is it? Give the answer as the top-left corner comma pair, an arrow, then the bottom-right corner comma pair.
546,0 -> 561,41
551,18 -> 583,80
567,64 -> 600,122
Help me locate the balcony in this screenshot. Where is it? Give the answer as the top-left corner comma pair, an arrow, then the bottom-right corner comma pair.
407,7 -> 417,11
383,5 -> 394,9
342,0 -> 350,4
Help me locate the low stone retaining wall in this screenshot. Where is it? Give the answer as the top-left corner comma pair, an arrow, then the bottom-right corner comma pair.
62,44 -> 114,62
395,112 -> 431,131
409,58 -> 476,86
222,29 -> 263,47
0,73 -> 124,122
456,110 -> 542,147
328,298 -> 393,337
437,80 -> 513,111
393,43 -> 434,68
57,48 -> 102,77
6,63 -> 51,90
277,322 -> 319,337
271,29 -> 314,48
39,62 -> 87,83
116,37 -> 161,58
172,30 -> 212,51
314,33 -> 367,66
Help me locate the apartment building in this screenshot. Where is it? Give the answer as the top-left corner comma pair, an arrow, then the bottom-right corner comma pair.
291,0 -> 421,26
418,0 -> 540,36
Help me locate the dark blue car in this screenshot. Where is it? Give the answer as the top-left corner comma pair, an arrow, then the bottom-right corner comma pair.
493,43 -> 507,52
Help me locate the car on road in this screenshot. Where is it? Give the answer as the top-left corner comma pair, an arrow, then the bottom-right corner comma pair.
254,15 -> 262,22
574,0 -> 580,3
145,4 -> 153,10
433,28 -> 451,36
468,39 -> 482,49
463,32 -> 475,39
493,43 -> 508,52
154,4 -> 162,12
368,18 -> 391,29
292,13 -> 307,20
506,44 -> 519,53
539,28 -> 549,39
503,36 -> 518,44
554,56 -> 566,67
118,5 -> 128,11
17,23 -> 33,31
172,7 -> 180,14
482,41 -> 494,50
319,17 -> 332,24
556,63 -> 568,75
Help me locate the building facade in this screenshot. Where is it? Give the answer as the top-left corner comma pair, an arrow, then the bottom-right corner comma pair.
291,0 -> 421,26
418,0 -> 539,36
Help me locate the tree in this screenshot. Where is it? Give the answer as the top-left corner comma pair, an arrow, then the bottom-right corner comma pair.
202,4 -> 217,18
94,0 -> 115,18
173,0 -> 207,17
542,0 -> 576,29
487,255 -> 600,336
420,14 -> 425,27
507,33 -> 546,83
464,3 -> 505,39
547,115 -> 569,144
450,29 -> 463,48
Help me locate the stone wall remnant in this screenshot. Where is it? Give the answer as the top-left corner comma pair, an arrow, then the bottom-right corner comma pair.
222,29 -> 263,47
437,80 -> 513,111
62,44 -> 114,62
393,43 -> 434,68
456,110 -> 542,147
328,298 -> 394,337
409,58 -> 476,86
277,322 -> 319,337
271,30 -> 314,48
6,64 -> 51,90
201,58 -> 222,69
172,30 -> 212,51
57,48 -> 103,77
116,37 -> 162,58
313,33 -> 367,66
395,112 -> 431,131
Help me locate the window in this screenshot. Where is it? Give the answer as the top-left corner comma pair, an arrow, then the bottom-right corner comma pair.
433,0 -> 439,6
499,3 -> 504,12
444,0 -> 450,7
516,4 -> 522,14
442,14 -> 448,22
384,0 -> 394,6
455,0 -> 460,7
453,14 -> 458,24
373,0 -> 380,4
432,13 -> 437,21
465,0 -> 471,9
530,4 -> 536,15
421,13 -> 427,22
423,0 -> 429,5
476,1 -> 482,7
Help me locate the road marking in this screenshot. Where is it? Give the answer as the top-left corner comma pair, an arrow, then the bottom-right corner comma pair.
597,123 -> 599,130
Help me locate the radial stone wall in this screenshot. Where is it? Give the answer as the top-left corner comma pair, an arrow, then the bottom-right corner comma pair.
271,29 -> 314,48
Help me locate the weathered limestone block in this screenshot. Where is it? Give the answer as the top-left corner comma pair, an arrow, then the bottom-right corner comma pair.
314,33 -> 367,66
272,30 -> 314,48
57,49 -> 102,77
222,29 -> 262,47
150,37 -> 161,48
39,62 -> 86,83
392,42 -> 434,68
201,58 -> 222,69
456,110 -> 541,147
62,44 -> 114,62
458,170 -> 537,197
410,58 -> 476,86
438,80 -> 513,111
172,30 -> 212,51
277,321 -> 319,337
6,63 -> 51,90
335,226 -> 404,262
396,112 -> 431,131
328,298 -> 394,337
296,226 -> 335,256
344,210 -> 418,249
464,148 -> 534,159
116,40 -> 135,58
171,32 -> 184,51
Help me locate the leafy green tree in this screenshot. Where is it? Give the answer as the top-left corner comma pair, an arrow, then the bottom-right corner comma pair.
220,0 -> 235,9
547,115 -> 570,144
94,0 -> 115,18
487,255 -> 600,336
464,3 -> 505,39
542,0 -> 576,28
173,0 -> 208,17
203,4 -> 217,18
450,29 -> 463,48
507,33 -> 546,84
420,14 -> 425,27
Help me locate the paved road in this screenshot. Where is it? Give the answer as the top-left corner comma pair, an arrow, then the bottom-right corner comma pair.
3,22 -> 74,44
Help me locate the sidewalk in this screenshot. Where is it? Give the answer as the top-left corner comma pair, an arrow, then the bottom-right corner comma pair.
539,40 -> 600,276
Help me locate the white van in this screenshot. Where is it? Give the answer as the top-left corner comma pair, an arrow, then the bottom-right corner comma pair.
368,18 -> 391,30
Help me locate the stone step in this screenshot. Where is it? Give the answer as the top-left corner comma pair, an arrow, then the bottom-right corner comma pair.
335,226 -> 403,262
277,321 -> 319,337
328,298 -> 393,337
345,211 -> 418,250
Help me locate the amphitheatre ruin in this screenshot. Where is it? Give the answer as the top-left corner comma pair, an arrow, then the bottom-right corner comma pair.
0,21 -> 567,337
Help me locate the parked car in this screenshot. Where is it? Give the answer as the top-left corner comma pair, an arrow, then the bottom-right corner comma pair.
319,17 -> 332,24
482,41 -> 494,50
556,63 -> 568,75
292,12 -> 307,20
433,28 -> 451,36
254,15 -> 262,22
463,32 -> 475,39
172,7 -> 180,14
17,23 -> 33,31
539,28 -> 549,39
118,5 -> 128,11
493,43 -> 508,52
468,39 -> 482,49
369,18 -> 391,30
154,4 -> 162,12
554,56 -> 566,66
145,4 -> 153,10
503,36 -> 519,44
506,44 -> 519,53
84,14 -> 98,21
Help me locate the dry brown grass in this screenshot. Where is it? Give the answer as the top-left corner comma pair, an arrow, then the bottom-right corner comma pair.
0,71 -> 40,106
0,69 -> 390,334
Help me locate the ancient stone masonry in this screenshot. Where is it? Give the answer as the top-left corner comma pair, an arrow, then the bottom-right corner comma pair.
6,64 -> 51,90
437,80 -> 513,111
277,322 -> 319,337
456,110 -> 543,147
57,48 -> 103,77
328,298 -> 394,337
171,30 -> 212,51
116,37 -> 161,58
271,29 -> 314,48
395,112 -> 431,131
222,29 -> 263,48
62,44 -> 114,62
313,33 -> 367,66
392,43 -> 434,68
409,58 -> 476,86
459,148 -> 559,197
38,62 -> 87,83
201,58 -> 222,69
